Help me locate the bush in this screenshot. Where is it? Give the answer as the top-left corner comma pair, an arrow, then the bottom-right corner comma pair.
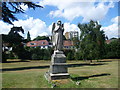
66,50 -> 75,60
104,39 -> 120,59
2,52 -> 7,63
28,47 -> 53,60
32,54 -> 40,60
74,51 -> 82,60
43,49 -> 51,60
8,51 -> 16,59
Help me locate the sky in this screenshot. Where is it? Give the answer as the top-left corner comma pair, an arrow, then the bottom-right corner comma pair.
0,0 -> 120,40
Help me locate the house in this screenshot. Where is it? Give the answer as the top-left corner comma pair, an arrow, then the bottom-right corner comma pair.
27,40 -> 76,49
105,40 -> 111,44
63,40 -> 74,49
26,40 -> 49,49
105,38 -> 117,44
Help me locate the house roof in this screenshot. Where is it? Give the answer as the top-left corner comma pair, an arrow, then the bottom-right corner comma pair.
26,40 -> 49,47
105,40 -> 111,44
27,40 -> 74,47
63,40 -> 73,46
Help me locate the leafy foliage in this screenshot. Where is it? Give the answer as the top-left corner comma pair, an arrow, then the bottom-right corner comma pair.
78,20 -> 107,61
104,39 -> 120,59
2,26 -> 26,62
26,47 -> 53,60
33,36 -> 50,41
2,1 -> 43,24
72,37 -> 80,49
74,50 -> 83,60
63,49 -> 75,60
27,31 -> 31,42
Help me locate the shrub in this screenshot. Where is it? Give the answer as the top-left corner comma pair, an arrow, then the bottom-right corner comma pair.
74,51 -> 82,60
31,54 -> 40,60
66,50 -> 75,60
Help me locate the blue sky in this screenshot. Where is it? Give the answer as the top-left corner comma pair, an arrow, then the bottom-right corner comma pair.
0,0 -> 119,39
16,2 -> 118,27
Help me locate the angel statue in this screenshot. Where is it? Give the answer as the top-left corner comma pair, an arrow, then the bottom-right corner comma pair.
52,20 -> 64,51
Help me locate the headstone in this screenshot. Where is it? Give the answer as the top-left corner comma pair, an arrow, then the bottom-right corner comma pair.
45,21 -> 69,80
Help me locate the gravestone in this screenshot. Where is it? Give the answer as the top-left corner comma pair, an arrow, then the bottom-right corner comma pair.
45,21 -> 69,80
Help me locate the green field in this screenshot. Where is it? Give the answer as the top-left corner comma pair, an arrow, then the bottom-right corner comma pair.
1,59 -> 119,88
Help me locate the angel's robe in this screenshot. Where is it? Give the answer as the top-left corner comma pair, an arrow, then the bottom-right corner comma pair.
53,24 -> 64,51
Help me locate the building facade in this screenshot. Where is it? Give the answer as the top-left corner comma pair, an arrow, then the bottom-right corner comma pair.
65,31 -> 79,40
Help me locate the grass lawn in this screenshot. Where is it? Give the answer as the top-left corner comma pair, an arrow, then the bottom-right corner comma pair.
1,59 -> 119,88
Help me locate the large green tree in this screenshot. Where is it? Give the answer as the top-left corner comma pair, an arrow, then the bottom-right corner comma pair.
1,1 -> 43,24
2,26 -> 27,62
78,20 -> 106,62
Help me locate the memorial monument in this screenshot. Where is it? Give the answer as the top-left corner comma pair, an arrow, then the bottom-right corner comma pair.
45,20 -> 69,80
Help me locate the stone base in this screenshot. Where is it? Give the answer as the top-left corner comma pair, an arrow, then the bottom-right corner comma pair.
45,72 -> 70,80
44,50 -> 70,80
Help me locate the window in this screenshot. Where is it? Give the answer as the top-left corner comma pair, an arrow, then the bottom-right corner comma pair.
65,46 -> 69,48
42,42 -> 45,44
30,43 -> 36,45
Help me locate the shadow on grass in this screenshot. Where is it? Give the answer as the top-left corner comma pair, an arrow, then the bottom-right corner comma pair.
97,60 -> 112,62
4,60 -> 30,63
68,63 -> 107,68
2,63 -> 107,72
70,73 -> 111,81
2,65 -> 50,72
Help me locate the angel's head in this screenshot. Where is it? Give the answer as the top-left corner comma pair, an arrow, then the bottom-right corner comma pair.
57,20 -> 61,25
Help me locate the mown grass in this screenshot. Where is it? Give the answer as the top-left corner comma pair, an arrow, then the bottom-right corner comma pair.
1,59 -> 119,88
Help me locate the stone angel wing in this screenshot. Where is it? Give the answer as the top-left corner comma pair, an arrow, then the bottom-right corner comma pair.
61,24 -> 64,33
62,24 -> 64,28
52,23 -> 55,34
52,23 -> 56,46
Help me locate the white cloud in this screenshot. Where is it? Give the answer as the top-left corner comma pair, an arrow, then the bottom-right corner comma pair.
0,21 -> 12,34
47,21 -> 80,34
0,17 -> 51,40
39,0 -> 114,22
64,23 -> 80,35
0,19 -> 80,40
101,16 -> 119,39
12,17 -> 50,40
20,4 -> 28,11
1,16 -> 119,41
111,16 -> 120,24
33,0 -> 119,2
48,22 -> 80,36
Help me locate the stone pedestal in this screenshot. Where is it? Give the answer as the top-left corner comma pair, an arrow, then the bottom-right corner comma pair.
45,50 -> 69,80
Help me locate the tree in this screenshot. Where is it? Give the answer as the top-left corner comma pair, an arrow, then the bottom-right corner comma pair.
72,37 -> 80,49
33,36 -> 50,41
67,51 -> 75,60
27,31 -> 31,42
64,49 -> 75,60
104,39 -> 120,59
78,20 -> 106,62
1,1 -> 43,24
2,26 -> 26,62
74,50 -> 82,60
